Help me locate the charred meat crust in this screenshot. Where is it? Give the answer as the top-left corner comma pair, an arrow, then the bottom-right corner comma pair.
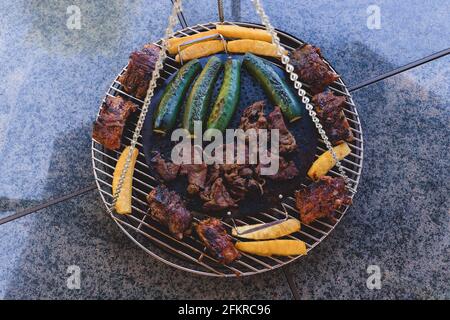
92,96 -> 137,150
195,218 -> 240,264
295,176 -> 351,225
146,184 -> 193,240
290,44 -> 339,95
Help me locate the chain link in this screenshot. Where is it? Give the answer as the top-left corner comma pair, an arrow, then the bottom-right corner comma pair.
109,0 -> 183,213
251,0 -> 352,190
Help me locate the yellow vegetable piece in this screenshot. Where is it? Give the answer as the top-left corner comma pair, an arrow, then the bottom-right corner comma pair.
167,30 -> 218,55
307,142 -> 351,181
175,40 -> 225,63
112,146 -> 139,214
227,39 -> 286,58
216,24 -> 272,42
232,218 -> 300,240
235,240 -> 307,257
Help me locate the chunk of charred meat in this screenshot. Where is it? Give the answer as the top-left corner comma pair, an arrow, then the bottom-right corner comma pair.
290,44 -> 339,94
195,218 -> 240,264
119,44 -> 160,99
312,91 -> 354,145
200,178 -> 237,212
92,96 -> 137,150
146,185 -> 192,240
222,164 -> 263,200
239,100 -> 268,132
179,147 -> 208,195
150,152 -> 180,181
180,163 -> 208,195
259,154 -> 299,181
295,176 -> 351,225
268,106 -> 297,154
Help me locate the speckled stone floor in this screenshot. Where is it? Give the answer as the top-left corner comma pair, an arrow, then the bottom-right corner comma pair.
0,0 -> 448,299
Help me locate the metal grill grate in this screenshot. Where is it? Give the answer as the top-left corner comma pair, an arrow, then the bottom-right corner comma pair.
92,21 -> 364,277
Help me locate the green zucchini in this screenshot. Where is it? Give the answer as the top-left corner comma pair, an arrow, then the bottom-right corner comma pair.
183,56 -> 223,136
242,53 -> 302,122
153,59 -> 202,134
206,59 -> 241,136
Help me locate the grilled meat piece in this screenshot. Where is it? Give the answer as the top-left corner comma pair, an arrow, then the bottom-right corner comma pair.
200,178 -> 237,212
146,185 -> 192,240
92,95 -> 137,150
295,176 -> 351,225
180,163 -> 208,195
196,218 -> 240,264
150,152 -> 180,181
268,106 -> 297,154
290,44 -> 339,94
119,44 -> 160,99
179,147 -> 208,195
258,153 -> 299,181
239,100 -> 268,132
312,91 -> 354,145
222,163 -> 263,200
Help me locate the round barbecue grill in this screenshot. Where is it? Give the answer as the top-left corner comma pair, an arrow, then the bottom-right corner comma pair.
91,17 -> 364,277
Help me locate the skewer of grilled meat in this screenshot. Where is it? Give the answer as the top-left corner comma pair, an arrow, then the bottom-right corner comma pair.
295,176 -> 351,225
312,91 -> 354,145
119,44 -> 160,100
146,184 -> 192,240
268,106 -> 297,154
290,44 -> 339,94
92,95 -> 137,150
195,218 -> 240,264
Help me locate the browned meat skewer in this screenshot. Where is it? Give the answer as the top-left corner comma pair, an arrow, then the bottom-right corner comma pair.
195,218 -> 240,264
295,176 -> 351,225
92,95 -> 137,150
119,44 -> 160,100
268,106 -> 297,154
290,44 -> 339,94
146,185 -> 192,240
312,91 -> 354,145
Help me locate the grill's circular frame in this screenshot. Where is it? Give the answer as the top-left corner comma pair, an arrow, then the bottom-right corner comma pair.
92,21 -> 364,277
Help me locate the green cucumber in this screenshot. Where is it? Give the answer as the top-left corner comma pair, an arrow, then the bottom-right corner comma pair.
243,53 -> 302,122
153,59 -> 202,134
206,59 -> 241,136
183,56 -> 223,135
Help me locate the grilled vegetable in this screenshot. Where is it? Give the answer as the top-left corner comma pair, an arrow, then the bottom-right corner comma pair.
216,24 -> 272,42
235,239 -> 307,256
167,29 -> 218,55
175,40 -> 225,63
232,218 -> 301,240
183,56 -> 223,136
153,59 -> 202,134
112,146 -> 139,214
243,53 -> 302,122
227,39 -> 286,57
307,142 -> 351,180
206,59 -> 241,136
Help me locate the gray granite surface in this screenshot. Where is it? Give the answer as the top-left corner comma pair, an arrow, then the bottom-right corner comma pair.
0,0 -> 448,299
288,56 -> 450,299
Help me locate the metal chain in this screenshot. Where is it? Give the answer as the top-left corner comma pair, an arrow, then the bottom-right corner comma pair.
109,0 -> 183,213
251,0 -> 352,190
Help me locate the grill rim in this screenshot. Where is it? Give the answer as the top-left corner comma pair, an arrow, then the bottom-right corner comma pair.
91,21 -> 364,277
